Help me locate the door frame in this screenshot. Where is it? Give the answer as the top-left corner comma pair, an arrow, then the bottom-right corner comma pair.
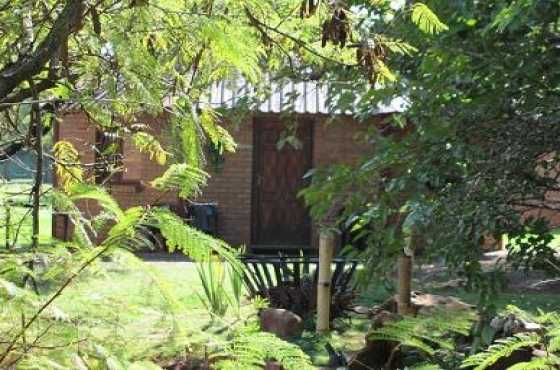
250,114 -> 314,247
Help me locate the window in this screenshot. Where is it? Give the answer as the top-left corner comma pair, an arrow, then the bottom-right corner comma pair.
94,129 -> 124,184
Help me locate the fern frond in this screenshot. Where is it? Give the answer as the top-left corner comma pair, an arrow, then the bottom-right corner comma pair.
409,364 -> 443,370
132,132 -> 170,165
149,208 -> 240,268
549,332 -> 560,353
368,310 -> 475,358
368,328 -> 436,355
51,190 -> 94,247
200,109 -> 236,154
53,141 -> 83,192
69,183 -> 125,221
411,3 -> 449,34
150,163 -> 208,199
177,112 -> 204,168
374,59 -> 396,83
101,206 -> 147,249
506,356 -> 558,370
201,20 -> 264,82
490,0 -> 534,32
215,329 -> 313,370
460,333 -> 540,370
378,37 -> 418,56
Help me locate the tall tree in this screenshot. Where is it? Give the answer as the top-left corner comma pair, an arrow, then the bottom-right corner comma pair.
303,0 -> 560,310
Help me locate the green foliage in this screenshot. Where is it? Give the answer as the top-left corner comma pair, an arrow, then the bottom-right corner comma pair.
53,141 -> 83,192
368,310 -> 476,357
490,0 -> 536,32
215,323 -> 314,370
132,132 -> 170,166
411,3 -> 449,34
462,307 -> 560,370
150,163 -> 208,199
69,183 -> 124,221
200,109 -> 237,155
507,357 -> 559,370
149,207 -> 240,269
461,333 -> 541,370
0,184 -> 246,368
303,0 -> 560,299
228,263 -> 243,317
195,260 -> 243,319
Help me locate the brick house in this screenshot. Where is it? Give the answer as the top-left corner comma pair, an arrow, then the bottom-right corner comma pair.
52,80 -> 406,251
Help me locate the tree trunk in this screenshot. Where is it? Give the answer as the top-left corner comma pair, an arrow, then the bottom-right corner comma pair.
25,84 -> 43,293
316,230 -> 334,333
31,100 -> 43,252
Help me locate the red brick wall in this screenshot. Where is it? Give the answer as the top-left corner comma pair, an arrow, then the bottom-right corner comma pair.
310,115 -> 377,248
52,112 -> 98,240
313,115 -> 373,167
53,112 -> 379,248
195,120 -> 253,246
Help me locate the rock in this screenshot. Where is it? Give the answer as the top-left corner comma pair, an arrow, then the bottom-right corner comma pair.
259,308 -> 304,338
348,310 -> 402,370
431,278 -> 466,291
411,292 -> 476,315
264,361 -> 283,370
352,305 -> 371,315
528,279 -> 560,293
490,316 -> 506,331
521,322 -> 542,333
377,292 -> 475,315
348,340 -> 400,370
368,309 -> 401,328
490,313 -> 543,337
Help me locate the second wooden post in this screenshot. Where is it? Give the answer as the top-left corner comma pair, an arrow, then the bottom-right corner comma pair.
316,230 -> 335,333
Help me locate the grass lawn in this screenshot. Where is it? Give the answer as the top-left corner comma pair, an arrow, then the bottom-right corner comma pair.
5,252 -> 559,368
50,257 -> 256,364
0,180 -> 52,248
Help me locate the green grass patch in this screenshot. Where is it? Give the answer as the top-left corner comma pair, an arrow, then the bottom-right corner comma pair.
0,180 -> 52,248
47,258 -> 257,364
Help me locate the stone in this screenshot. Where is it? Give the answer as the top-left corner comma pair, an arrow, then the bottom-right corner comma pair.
348,309 -> 402,370
522,322 -> 542,333
411,292 -> 476,315
528,279 -> 560,293
264,361 -> 283,370
259,308 -> 304,338
377,292 -> 475,315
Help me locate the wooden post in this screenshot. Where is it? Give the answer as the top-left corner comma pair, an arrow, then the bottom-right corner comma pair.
316,230 -> 335,333
397,254 -> 413,315
397,228 -> 416,315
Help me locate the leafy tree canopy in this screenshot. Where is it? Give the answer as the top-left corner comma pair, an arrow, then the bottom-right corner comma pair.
302,0 -> 560,293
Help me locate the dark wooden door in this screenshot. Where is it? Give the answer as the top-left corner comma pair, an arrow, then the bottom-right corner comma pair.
252,118 -> 313,246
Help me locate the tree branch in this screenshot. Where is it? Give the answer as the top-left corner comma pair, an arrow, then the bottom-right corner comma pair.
0,0 -> 87,100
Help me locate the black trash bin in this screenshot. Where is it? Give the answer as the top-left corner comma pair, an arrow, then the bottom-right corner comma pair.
186,202 -> 218,236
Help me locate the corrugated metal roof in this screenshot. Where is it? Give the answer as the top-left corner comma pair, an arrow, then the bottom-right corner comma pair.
202,79 -> 407,115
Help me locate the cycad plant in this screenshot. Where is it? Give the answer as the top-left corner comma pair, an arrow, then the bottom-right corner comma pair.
196,260 -> 245,320
196,260 -> 230,319
228,262 -> 243,317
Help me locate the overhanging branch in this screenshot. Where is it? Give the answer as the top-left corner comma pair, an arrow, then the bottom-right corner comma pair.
0,0 -> 87,100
